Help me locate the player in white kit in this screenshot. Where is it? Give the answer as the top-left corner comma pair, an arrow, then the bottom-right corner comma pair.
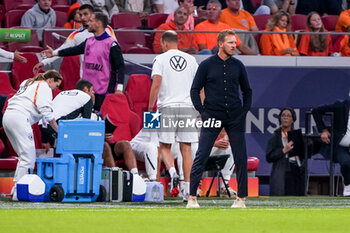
148,30 -> 198,201
130,129 -> 159,181
2,70 -> 63,200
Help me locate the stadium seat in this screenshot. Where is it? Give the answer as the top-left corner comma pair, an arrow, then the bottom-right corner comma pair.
144,13 -> 169,50
59,55 -> 80,91
52,5 -> 70,13
253,14 -> 271,30
55,11 -> 68,27
0,72 -> 16,96
0,43 -> 7,51
4,9 -> 26,28
130,110 -> 142,138
52,0 -> 69,5
11,52 -> 40,89
115,27 -> 153,54
3,0 -> 34,11
321,15 -> 339,31
251,0 -> 262,8
42,27 -> 73,49
291,14 -> 307,31
0,5 -> 5,26
0,155 -> 18,170
247,156 -> 260,175
100,94 -> 134,142
110,13 -> 142,29
146,13 -> 168,29
125,74 -> 151,126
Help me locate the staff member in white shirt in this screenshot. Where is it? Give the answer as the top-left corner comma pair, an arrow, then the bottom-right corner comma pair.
2,70 -> 63,201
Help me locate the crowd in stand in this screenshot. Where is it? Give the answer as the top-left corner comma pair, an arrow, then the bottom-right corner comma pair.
0,0 -> 350,55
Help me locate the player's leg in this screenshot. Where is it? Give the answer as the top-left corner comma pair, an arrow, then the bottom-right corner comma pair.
102,142 -> 116,167
132,142 -> 158,181
114,141 -> 138,175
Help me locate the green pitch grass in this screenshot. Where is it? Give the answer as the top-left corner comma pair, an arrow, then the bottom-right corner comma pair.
0,196 -> 350,233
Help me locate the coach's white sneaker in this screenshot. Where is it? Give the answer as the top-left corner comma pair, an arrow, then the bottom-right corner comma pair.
231,198 -> 246,208
343,184 -> 350,197
11,186 -> 18,201
186,196 -> 200,208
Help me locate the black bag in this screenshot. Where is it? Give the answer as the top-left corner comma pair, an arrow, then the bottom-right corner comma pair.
122,171 -> 133,202
101,167 -> 123,202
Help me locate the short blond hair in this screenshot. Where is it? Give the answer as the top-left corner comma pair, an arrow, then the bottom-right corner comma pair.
161,30 -> 178,43
217,29 -> 236,45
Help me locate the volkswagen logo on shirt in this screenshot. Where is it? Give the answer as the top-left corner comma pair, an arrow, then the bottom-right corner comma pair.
169,55 -> 187,72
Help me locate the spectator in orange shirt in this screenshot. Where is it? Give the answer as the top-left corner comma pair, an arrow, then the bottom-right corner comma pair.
339,36 -> 350,56
219,0 -> 260,54
259,10 -> 299,56
166,0 -> 196,30
153,6 -> 198,54
194,0 -> 257,55
219,0 -> 258,31
335,8 -> 350,32
298,12 -> 333,56
334,26 -> 350,56
64,3 -> 82,29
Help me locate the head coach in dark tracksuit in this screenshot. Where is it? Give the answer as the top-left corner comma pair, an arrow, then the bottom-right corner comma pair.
187,29 -> 252,208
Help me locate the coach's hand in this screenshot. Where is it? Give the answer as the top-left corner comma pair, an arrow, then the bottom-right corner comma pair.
321,129 -> 331,144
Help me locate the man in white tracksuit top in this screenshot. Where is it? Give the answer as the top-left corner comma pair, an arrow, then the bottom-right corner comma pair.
33,4 -> 116,76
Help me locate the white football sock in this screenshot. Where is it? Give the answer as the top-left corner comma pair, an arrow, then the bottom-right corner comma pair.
169,167 -> 177,178
130,168 -> 138,175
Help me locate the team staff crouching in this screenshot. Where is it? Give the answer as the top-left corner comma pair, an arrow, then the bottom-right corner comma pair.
188,29 -> 252,208
39,79 -> 95,154
2,70 -> 63,201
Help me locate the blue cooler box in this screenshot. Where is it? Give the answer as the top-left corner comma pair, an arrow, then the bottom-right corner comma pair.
37,119 -> 105,202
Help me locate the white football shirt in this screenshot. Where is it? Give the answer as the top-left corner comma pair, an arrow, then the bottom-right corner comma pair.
151,49 -> 198,108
